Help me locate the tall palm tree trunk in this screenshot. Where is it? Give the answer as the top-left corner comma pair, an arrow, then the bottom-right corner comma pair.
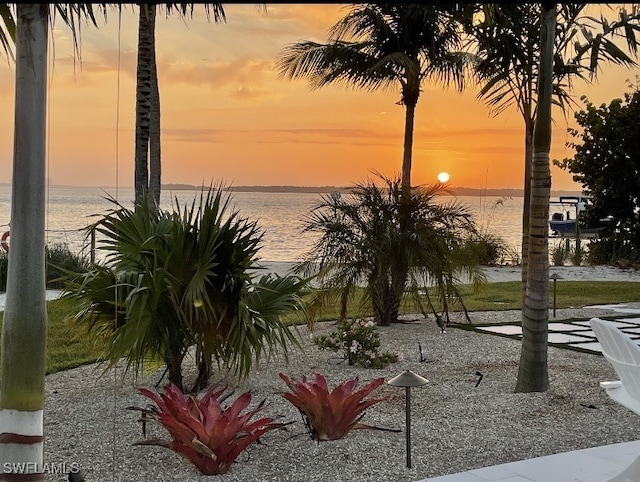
134,4 -> 155,204
0,5 -> 48,479
515,3 -> 555,393
401,100 -> 417,200
520,118 -> 534,302
149,9 -> 161,207
149,54 -> 161,206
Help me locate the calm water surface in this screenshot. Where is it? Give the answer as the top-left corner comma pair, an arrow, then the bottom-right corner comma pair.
0,185 -> 524,263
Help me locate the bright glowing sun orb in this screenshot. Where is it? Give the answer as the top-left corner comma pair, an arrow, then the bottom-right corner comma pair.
437,172 -> 450,183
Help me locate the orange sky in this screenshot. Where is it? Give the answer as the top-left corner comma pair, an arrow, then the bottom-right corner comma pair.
0,4 -> 637,191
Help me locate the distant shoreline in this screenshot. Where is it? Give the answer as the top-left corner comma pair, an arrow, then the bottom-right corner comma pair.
0,182 -> 582,197
162,183 -> 581,198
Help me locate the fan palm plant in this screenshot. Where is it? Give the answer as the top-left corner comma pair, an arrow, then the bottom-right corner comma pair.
63,185 -> 307,392
294,173 -> 485,327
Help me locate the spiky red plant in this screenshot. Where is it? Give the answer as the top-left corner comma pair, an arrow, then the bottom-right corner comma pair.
129,383 -> 281,475
279,372 -> 388,441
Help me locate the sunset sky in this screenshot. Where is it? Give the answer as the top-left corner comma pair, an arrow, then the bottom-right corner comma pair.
0,4 -> 637,191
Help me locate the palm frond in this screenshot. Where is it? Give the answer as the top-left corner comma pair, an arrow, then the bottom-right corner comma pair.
0,4 -> 16,62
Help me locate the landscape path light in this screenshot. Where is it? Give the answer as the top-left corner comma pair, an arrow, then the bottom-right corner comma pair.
550,272 -> 562,318
387,369 -> 429,469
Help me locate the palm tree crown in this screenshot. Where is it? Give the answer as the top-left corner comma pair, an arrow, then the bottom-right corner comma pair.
276,4 -> 475,197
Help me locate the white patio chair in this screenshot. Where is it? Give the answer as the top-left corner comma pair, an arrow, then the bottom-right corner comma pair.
590,317 -> 640,482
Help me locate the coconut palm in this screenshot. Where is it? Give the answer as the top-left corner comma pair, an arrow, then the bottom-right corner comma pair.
275,4 -> 474,201
295,172 -> 485,327
64,185 -> 307,393
0,4 -> 101,478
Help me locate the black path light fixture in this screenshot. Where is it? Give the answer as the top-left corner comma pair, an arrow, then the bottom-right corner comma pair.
550,272 -> 562,318
387,369 -> 429,469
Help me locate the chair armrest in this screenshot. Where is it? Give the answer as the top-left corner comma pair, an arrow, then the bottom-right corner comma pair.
600,380 -> 623,389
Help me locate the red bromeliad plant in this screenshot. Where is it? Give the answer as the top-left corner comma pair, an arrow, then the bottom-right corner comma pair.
129,383 -> 283,475
279,372 -> 390,441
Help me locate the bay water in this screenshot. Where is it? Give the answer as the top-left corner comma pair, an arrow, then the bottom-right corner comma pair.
0,184 -> 525,264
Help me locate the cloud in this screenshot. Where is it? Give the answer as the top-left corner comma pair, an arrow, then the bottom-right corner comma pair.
161,57 -> 273,89
226,4 -> 346,40
163,127 -> 398,146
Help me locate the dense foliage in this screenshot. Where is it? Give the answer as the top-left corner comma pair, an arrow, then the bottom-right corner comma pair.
0,243 -> 90,292
62,186 -> 308,393
294,173 -> 486,327
554,87 -> 640,263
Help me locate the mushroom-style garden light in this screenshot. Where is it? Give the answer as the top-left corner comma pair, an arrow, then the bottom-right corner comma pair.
387,369 -> 429,468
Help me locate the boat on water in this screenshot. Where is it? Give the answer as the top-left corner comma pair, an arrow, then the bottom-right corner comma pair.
548,195 -> 613,239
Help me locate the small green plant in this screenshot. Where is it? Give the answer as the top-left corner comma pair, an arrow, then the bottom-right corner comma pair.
466,231 -> 509,266
0,242 -> 90,292
46,242 -> 91,289
570,244 -> 584,266
551,243 -> 568,266
279,372 -> 392,441
313,318 -> 402,369
128,383 -> 285,475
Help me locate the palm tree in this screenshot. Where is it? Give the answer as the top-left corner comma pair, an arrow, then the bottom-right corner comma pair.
515,3 -> 556,393
468,4 -> 640,304
64,186 -> 307,393
0,4 -> 101,477
134,4 -> 227,206
294,173 -> 485,327
466,4 -> 640,392
275,4 -> 473,202
0,6 -> 48,476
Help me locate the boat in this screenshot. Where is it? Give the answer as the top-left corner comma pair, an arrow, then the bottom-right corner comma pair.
548,195 -> 612,239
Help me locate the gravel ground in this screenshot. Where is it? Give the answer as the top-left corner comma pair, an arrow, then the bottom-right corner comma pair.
42,303 -> 640,482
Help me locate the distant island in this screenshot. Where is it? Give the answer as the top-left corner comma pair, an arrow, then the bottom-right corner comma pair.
162,183 -> 581,198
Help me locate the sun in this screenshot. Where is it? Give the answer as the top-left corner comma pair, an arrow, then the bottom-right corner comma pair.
437,172 -> 450,183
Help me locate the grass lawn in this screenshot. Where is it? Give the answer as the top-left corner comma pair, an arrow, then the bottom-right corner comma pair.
1,280 -> 639,375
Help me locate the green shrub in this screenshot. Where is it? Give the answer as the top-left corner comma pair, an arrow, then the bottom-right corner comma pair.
295,173 -> 485,326
62,186 -> 308,393
46,243 -> 91,289
587,238 -> 640,266
466,232 -> 510,266
551,243 -> 568,266
313,318 -> 401,369
570,244 -> 584,266
0,243 -> 90,291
